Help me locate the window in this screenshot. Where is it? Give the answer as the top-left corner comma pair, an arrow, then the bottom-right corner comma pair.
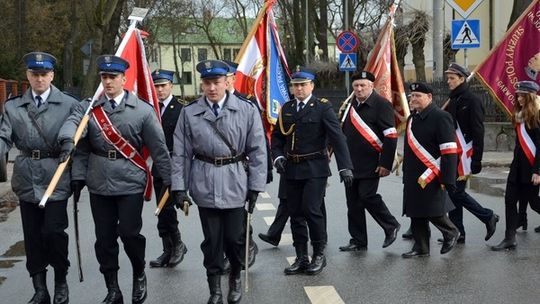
197,48 -> 207,61
181,72 -> 192,85
233,48 -> 240,60
180,48 -> 191,62
223,49 -> 232,61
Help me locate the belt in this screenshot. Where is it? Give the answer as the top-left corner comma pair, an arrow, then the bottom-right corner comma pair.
92,149 -> 127,160
287,150 -> 327,163
195,153 -> 246,167
21,150 -> 60,160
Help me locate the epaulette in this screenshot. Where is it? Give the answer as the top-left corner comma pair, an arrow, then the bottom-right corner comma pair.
185,99 -> 198,107
62,91 -> 81,101
4,95 -> 22,104
319,98 -> 329,103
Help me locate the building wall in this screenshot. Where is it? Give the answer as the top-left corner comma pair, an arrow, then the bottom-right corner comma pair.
402,0 -> 513,81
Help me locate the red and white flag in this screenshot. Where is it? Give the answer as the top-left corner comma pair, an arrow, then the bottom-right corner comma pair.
92,23 -> 160,119
234,0 -> 291,139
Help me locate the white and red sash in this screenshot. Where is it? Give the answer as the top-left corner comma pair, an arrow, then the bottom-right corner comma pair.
455,123 -> 473,180
348,106 -> 397,152
516,122 -> 536,166
407,118 -> 458,188
92,106 -> 153,201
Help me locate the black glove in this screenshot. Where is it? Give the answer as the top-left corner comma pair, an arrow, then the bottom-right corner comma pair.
266,170 -> 273,184
274,158 -> 286,174
339,169 -> 354,187
71,180 -> 85,202
59,139 -> 75,163
246,190 -> 259,214
172,190 -> 192,210
444,184 -> 457,194
471,160 -> 482,174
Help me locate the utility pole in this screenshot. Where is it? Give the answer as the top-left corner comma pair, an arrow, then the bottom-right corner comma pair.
433,0 -> 444,80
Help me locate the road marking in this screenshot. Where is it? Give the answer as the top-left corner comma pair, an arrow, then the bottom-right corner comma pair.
281,233 -> 293,245
304,286 -> 345,304
263,216 -> 275,226
260,192 -> 271,198
256,203 -> 276,211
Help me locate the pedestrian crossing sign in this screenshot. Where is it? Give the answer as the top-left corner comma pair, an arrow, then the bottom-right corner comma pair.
339,53 -> 357,72
451,19 -> 480,49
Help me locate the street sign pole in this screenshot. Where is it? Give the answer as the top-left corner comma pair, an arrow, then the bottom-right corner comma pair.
344,0 -> 349,95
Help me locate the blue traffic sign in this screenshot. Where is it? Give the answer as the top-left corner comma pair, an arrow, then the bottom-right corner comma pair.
339,53 -> 357,72
451,19 -> 480,49
337,31 -> 360,53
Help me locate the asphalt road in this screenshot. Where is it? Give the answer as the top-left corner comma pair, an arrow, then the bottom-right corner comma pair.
1,160 -> 540,304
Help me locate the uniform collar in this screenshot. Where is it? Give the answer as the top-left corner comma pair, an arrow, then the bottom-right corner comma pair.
32,87 -> 51,103
416,102 -> 436,119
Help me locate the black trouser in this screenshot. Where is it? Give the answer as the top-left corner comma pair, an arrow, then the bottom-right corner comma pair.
448,180 -> 494,235
198,206 -> 245,276
90,193 -> 145,275
287,177 -> 327,246
267,198 -> 289,238
20,200 -> 70,277
345,178 -> 399,246
411,215 -> 458,253
504,182 -> 540,239
153,177 -> 179,237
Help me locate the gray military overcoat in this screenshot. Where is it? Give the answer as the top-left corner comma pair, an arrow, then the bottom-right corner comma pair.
171,92 -> 267,209
58,91 -> 171,196
0,85 -> 79,203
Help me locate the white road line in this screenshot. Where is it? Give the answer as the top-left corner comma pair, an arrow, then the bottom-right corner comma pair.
280,233 -> 293,245
260,192 -> 271,198
263,216 -> 275,226
304,286 -> 345,304
256,203 -> 276,211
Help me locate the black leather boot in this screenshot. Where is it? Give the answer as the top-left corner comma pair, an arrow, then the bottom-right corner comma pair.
168,231 -> 187,267
132,271 -> 147,304
284,244 -> 309,275
227,267 -> 242,304
28,271 -> 50,304
149,235 -> 172,268
53,270 -> 68,304
207,275 -> 223,304
491,231 -> 517,251
305,243 -> 327,275
221,255 -> 231,275
102,272 -> 123,304
517,213 -> 528,231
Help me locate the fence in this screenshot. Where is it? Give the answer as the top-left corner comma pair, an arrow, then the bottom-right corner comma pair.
315,77 -> 509,123
0,79 -> 30,113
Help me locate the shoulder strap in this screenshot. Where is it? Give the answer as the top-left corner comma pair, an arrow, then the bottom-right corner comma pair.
209,120 -> 237,155
27,111 -> 57,151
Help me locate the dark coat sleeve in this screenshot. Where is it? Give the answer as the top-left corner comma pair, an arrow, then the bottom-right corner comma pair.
378,99 -> 397,170
438,111 -> 458,186
321,102 -> 353,170
468,92 -> 485,162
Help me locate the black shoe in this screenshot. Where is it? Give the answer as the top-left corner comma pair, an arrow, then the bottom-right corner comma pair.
132,272 -> 147,304
29,272 -> 50,304
338,243 -> 367,252
168,241 -> 187,268
102,272 -> 123,304
305,255 -> 326,275
402,228 -> 413,240
149,236 -> 172,268
258,233 -> 280,247
535,226 -> 540,233
491,239 -> 517,251
53,281 -> 69,304
401,250 -> 430,258
207,275 -> 223,304
517,218 -> 528,231
284,256 -> 309,275
227,273 -> 242,304
437,235 -> 465,244
383,224 -> 400,248
485,214 -> 500,241
441,232 -> 460,254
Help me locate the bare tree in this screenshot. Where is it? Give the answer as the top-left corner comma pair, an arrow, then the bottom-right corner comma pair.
408,10 -> 429,81
186,0 -> 227,59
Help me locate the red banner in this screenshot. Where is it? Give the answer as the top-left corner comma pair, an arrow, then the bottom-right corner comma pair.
474,0 -> 540,117
364,4 -> 409,131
